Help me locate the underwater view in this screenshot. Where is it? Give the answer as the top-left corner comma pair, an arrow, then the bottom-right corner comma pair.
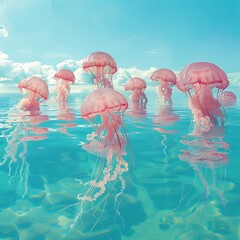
1,0 -> 240,239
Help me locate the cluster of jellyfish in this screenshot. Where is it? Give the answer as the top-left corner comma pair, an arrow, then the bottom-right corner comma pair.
124,62 -> 235,212
68,51 -> 131,231
0,47 -> 238,228
1,69 -> 76,198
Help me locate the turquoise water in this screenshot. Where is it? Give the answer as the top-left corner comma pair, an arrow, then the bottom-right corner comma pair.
0,87 -> 240,240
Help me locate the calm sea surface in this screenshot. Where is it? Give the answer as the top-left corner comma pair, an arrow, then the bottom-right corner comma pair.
0,86 -> 239,240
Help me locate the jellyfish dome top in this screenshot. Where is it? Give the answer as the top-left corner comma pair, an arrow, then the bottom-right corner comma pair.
150,68 -> 176,84
150,68 -> 176,103
18,76 -> 49,112
54,69 -> 75,100
82,51 -> 117,88
81,88 -> 128,147
177,62 -> 229,131
124,77 -> 147,103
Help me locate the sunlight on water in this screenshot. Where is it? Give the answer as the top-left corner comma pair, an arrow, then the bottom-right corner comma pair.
0,88 -> 240,239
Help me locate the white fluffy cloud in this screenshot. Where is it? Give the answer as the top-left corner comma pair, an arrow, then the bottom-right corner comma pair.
0,53 -> 55,85
0,26 -> 8,37
227,72 -> 240,86
113,67 -> 158,89
0,52 -> 93,92
56,59 -> 82,71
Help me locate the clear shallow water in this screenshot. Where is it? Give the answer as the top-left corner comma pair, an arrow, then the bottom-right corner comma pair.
0,88 -> 240,240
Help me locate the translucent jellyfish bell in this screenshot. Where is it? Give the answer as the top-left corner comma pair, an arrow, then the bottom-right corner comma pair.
150,68 -> 176,103
54,69 -> 75,101
124,77 -> 147,103
82,51 -> 117,89
18,76 -> 49,113
81,88 -> 128,147
177,62 -> 229,133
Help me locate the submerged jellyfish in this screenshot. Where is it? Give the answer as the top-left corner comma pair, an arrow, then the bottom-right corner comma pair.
124,77 -> 147,104
150,69 -> 176,103
178,125 -> 230,212
82,51 -> 117,88
18,76 -> 49,113
221,91 -> 237,106
177,62 -> 229,134
70,88 -> 129,229
54,69 -> 75,101
1,110 -> 49,198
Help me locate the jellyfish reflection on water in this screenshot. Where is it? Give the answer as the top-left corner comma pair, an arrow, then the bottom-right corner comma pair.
178,126 -> 230,214
56,99 -> 76,136
71,88 -> 129,230
0,76 -> 49,197
152,101 -> 179,167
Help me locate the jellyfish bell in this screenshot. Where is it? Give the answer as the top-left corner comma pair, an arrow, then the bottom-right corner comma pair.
177,62 -> 229,133
124,77 -> 147,103
54,69 -> 75,100
82,51 -> 117,88
18,76 -> 49,113
150,68 -> 176,103
81,88 -> 128,147
220,91 -> 237,106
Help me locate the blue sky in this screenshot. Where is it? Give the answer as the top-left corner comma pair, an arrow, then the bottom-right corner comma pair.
1,0 -> 240,72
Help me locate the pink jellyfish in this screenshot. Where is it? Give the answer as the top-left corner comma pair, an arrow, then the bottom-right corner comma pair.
70,88 -> 129,229
221,91 -> 237,106
150,69 -> 176,103
18,76 -> 49,113
54,69 -> 75,100
82,51 -> 117,88
177,62 -> 229,134
124,77 -> 147,103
